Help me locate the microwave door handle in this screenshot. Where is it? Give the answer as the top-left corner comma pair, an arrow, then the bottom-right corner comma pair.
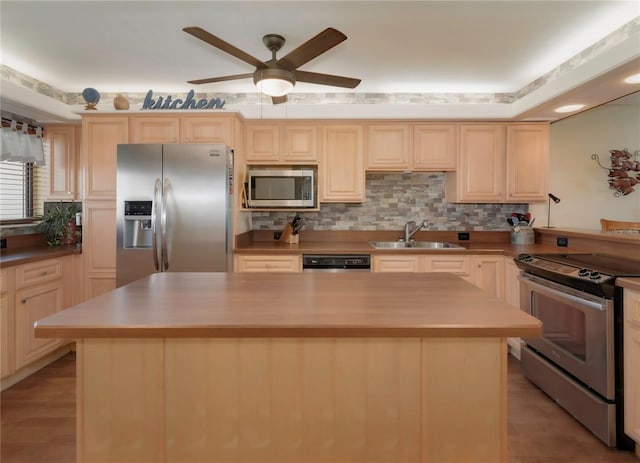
161,177 -> 169,271
151,178 -> 161,271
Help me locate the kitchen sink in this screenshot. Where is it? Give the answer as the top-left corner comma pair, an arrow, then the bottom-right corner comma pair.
368,241 -> 465,249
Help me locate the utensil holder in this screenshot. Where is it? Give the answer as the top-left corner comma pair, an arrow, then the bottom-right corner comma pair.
510,227 -> 534,245
279,224 -> 299,244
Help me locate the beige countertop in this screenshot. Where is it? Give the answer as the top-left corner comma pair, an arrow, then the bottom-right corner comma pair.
35,271 -> 541,339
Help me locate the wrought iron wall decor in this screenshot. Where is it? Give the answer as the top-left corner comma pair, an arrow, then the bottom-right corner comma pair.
591,149 -> 640,196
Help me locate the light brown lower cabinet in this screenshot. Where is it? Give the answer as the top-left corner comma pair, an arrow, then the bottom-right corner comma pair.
234,254 -> 302,272
372,254 -> 503,295
1,256 -> 77,387
623,289 -> 640,450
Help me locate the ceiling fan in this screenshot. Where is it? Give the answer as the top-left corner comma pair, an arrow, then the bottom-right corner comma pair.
183,26 -> 361,104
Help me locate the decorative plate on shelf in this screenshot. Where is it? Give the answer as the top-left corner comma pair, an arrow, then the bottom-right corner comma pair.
82,88 -> 100,110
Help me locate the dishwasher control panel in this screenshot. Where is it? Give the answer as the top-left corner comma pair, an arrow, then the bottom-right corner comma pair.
302,254 -> 371,271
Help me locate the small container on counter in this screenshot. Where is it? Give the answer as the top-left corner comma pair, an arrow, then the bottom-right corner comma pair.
510,227 -> 534,245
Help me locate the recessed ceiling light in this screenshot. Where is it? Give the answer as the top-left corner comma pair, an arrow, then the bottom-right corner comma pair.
555,104 -> 585,113
624,73 -> 640,84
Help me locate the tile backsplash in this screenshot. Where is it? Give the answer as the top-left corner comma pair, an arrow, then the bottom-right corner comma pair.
251,173 -> 528,231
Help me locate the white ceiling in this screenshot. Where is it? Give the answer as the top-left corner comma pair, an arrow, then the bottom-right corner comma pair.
1,0 -> 639,121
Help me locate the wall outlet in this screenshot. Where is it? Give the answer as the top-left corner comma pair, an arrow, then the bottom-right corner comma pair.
0,238 -> 6,249
458,232 -> 470,241
273,231 -> 282,240
557,237 -> 569,247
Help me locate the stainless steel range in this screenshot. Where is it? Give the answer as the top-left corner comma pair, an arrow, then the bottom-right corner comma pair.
515,253 -> 640,449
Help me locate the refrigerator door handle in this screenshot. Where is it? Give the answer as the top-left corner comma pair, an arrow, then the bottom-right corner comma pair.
161,177 -> 169,271
151,178 -> 161,271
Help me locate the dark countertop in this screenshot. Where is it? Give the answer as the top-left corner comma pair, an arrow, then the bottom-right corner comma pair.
234,239 -> 559,257
0,245 -> 81,268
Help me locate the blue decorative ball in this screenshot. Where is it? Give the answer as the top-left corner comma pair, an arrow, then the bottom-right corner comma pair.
82,88 -> 100,109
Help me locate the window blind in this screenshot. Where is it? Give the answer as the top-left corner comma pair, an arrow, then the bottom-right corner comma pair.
0,136 -> 48,222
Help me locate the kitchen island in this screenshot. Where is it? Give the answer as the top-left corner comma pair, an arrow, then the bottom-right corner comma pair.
35,272 -> 540,463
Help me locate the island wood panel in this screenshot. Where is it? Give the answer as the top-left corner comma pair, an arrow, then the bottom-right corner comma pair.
76,339 -> 165,463
76,336 -> 508,462
422,337 -> 506,463
165,337 -> 421,463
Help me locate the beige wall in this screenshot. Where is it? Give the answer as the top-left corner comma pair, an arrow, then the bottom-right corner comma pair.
529,99 -> 640,230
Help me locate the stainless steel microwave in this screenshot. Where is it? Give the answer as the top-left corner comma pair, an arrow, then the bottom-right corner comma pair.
247,168 -> 316,208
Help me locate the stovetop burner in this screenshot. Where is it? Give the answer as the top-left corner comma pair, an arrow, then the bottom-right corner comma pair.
515,253 -> 640,298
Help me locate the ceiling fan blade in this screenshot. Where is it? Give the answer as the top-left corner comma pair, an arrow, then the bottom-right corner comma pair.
183,26 -> 265,68
277,28 -> 347,70
271,95 -> 288,105
187,73 -> 254,85
295,70 -> 361,89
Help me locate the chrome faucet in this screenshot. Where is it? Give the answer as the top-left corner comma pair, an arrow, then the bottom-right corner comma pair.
404,220 -> 428,242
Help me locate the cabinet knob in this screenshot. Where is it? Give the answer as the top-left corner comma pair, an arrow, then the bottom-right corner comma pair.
40,271 -> 48,276
21,299 -> 27,304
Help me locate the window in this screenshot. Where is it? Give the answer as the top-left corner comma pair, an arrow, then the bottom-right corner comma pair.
0,124 -> 47,222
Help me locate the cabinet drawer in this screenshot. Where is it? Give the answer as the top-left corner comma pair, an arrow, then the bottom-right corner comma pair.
235,255 -> 301,273
15,259 -> 64,289
373,255 -> 422,272
425,256 -> 471,274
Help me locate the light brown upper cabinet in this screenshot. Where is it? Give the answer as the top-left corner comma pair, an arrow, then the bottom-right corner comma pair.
365,124 -> 411,170
505,124 -> 549,202
129,115 -> 232,144
129,116 -> 179,143
320,125 -> 365,202
45,124 -> 80,200
245,123 -> 318,163
413,124 -> 457,171
445,123 -> 549,203
365,123 -> 457,172
82,115 -> 129,200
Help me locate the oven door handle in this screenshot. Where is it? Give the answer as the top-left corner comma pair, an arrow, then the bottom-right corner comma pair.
518,274 -> 607,311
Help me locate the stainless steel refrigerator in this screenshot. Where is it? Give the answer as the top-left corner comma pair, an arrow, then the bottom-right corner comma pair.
116,144 -> 233,287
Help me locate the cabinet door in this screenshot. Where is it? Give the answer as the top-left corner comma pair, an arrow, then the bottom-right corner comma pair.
45,124 -> 79,200
503,257 -> 521,308
624,290 -> 640,444
372,255 -> 422,272
246,125 -> 281,162
506,124 -> 549,202
180,116 -> 231,144
15,280 -> 64,369
321,125 -> 365,202
83,201 -> 116,299
284,125 -> 318,163
1,269 -> 15,378
413,124 -> 457,171
446,124 -> 505,202
130,116 -> 179,143
366,124 -> 411,171
473,255 -> 505,299
82,116 -> 129,200
234,255 -> 301,272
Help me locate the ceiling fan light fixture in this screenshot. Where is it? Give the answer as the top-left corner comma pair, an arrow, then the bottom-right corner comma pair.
254,68 -> 295,97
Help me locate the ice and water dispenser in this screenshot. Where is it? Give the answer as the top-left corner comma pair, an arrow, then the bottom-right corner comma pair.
123,201 -> 153,248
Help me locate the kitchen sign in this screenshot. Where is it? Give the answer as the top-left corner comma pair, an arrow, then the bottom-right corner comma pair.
142,90 -> 225,110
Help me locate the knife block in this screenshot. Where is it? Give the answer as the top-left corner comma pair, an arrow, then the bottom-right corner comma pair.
279,224 -> 299,244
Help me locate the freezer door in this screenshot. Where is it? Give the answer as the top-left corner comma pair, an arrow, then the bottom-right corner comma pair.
162,144 -> 232,272
116,144 -> 163,287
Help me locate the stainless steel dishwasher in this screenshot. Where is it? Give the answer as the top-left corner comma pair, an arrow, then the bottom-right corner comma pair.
302,254 -> 371,272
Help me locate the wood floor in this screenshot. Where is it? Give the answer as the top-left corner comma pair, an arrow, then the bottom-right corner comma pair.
1,352 -> 638,463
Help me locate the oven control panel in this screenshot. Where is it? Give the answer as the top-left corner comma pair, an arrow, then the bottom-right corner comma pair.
515,254 -> 614,283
